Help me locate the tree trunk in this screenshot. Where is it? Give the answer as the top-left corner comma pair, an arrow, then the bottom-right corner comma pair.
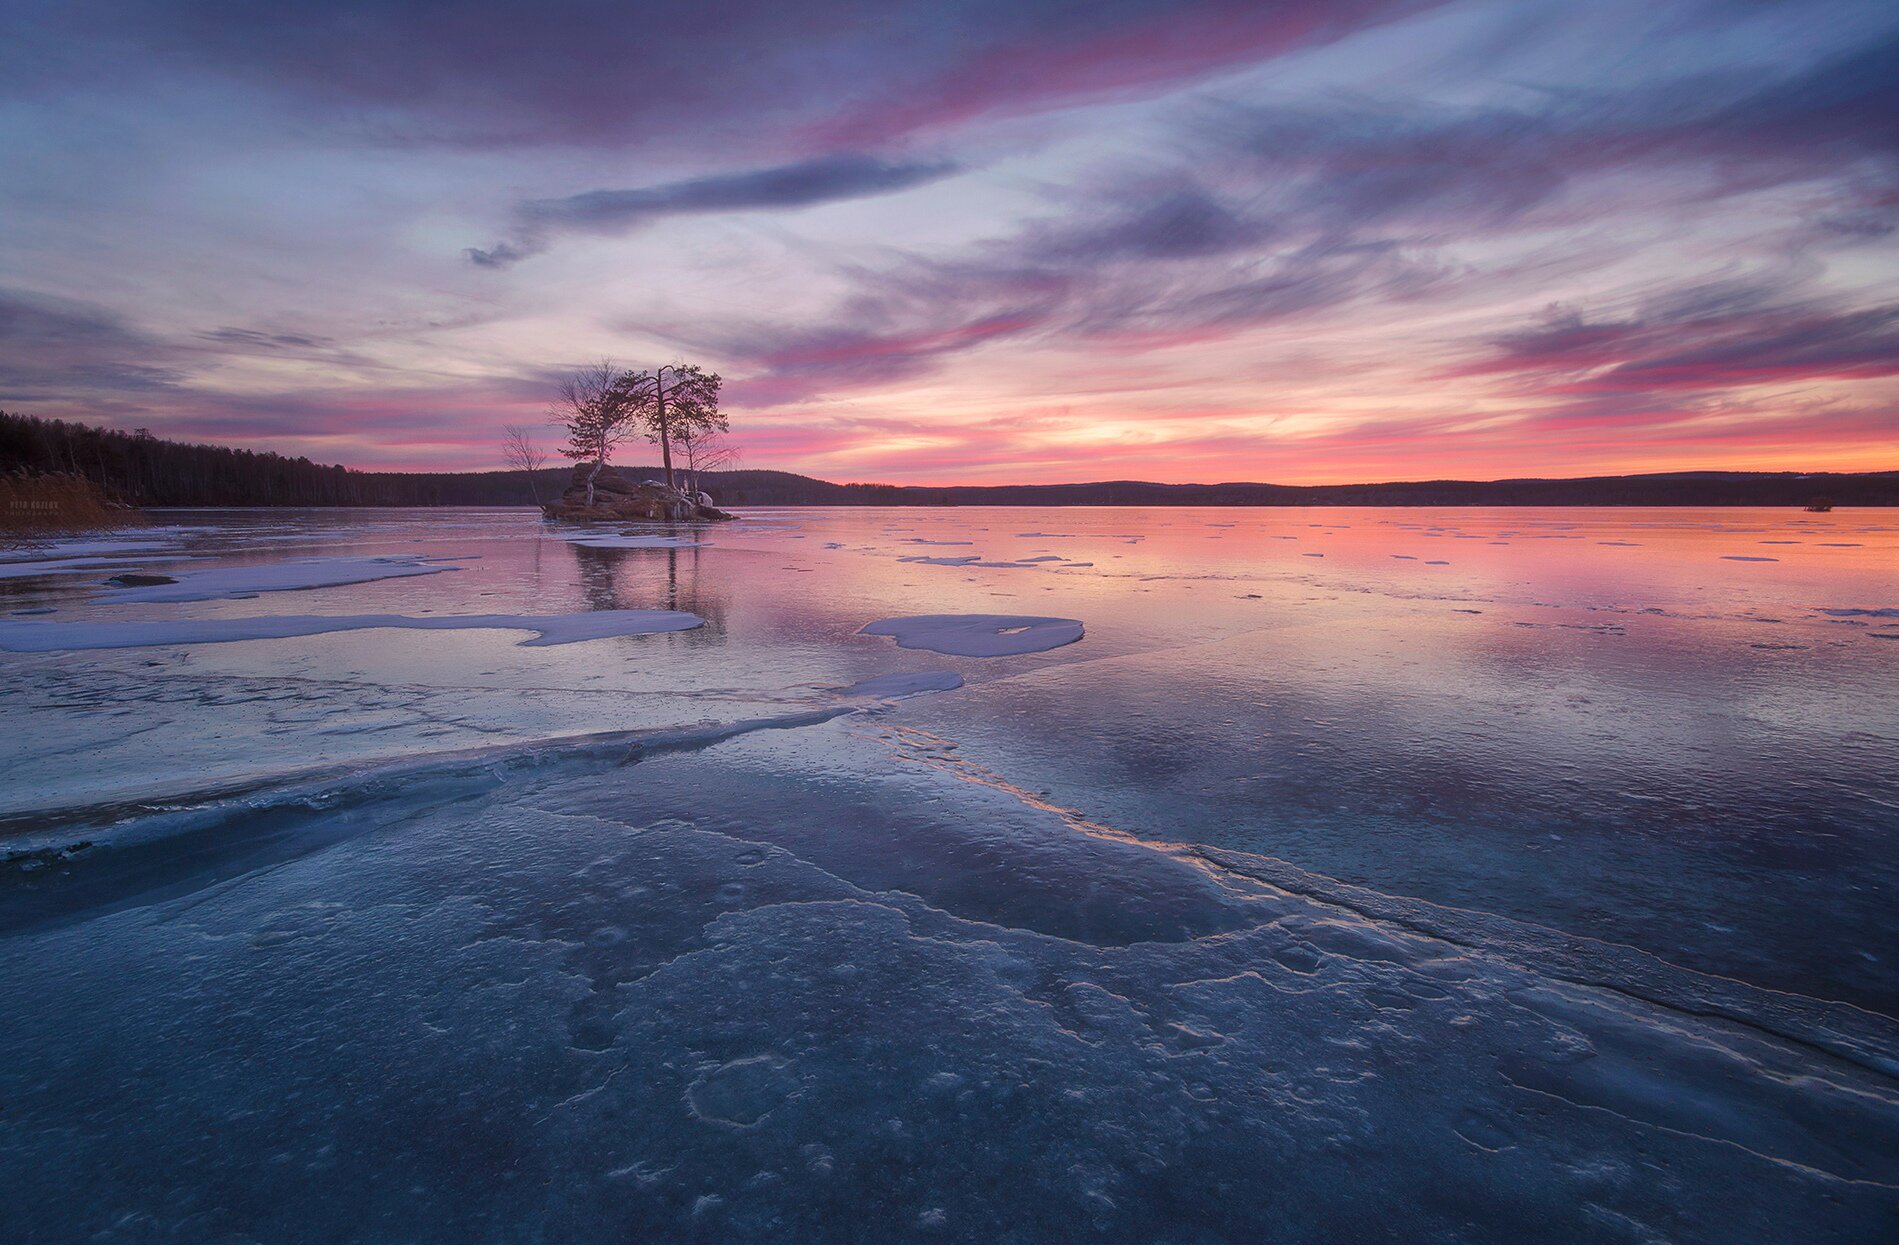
585,457 -> 602,507
655,370 -> 676,490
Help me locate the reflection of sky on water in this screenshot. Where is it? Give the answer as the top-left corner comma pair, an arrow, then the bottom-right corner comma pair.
3,504 -> 1895,1014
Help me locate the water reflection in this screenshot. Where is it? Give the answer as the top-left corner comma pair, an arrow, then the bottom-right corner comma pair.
569,533 -> 732,634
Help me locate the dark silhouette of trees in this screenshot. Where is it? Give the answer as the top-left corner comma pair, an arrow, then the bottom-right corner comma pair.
550,362 -> 726,494
2,409 -> 366,506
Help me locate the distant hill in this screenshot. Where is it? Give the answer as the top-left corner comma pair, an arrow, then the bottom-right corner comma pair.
693,470 -> 1899,509
3,410 -> 1893,507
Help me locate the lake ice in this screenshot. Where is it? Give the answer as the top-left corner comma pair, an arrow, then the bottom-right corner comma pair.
1,505 -> 1896,1244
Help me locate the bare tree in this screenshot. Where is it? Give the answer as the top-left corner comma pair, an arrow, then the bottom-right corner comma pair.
552,360 -> 639,506
668,406 -> 737,496
500,424 -> 548,504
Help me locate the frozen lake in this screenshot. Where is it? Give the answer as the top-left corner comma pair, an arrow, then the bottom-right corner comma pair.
3,506 -> 1896,1242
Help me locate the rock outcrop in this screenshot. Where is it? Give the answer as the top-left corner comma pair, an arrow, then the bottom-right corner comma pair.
542,465 -> 736,522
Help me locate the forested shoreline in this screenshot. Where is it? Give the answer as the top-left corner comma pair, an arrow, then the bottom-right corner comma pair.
4,411 -> 1895,508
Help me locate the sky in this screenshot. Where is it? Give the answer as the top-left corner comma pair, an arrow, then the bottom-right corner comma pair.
1,0 -> 1895,484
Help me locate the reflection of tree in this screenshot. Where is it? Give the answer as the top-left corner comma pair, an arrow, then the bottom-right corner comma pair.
568,532 -> 732,637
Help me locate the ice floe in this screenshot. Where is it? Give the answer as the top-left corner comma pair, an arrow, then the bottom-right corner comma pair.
104,555 -> 462,602
861,614 -> 1083,656
0,610 -> 704,652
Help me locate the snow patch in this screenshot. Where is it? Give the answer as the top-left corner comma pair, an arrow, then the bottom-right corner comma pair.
0,610 -> 704,652
105,555 -> 461,602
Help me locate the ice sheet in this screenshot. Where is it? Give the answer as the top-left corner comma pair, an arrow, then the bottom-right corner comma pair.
1,719 -> 1893,1243
2,504 -> 1895,1244
837,671 -> 966,698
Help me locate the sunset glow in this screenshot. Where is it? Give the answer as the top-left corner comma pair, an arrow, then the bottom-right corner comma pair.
2,0 -> 1894,481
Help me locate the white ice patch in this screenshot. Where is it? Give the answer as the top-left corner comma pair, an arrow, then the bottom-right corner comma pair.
860,614 -> 1084,657
104,555 -> 461,603
0,610 -> 704,652
837,671 -> 966,699
898,555 -> 982,566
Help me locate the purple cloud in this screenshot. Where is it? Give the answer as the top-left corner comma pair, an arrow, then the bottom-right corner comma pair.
6,0 -> 1441,151
0,290 -> 187,400
470,154 -> 959,266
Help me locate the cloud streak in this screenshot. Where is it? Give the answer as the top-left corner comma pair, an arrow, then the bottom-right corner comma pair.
469,154 -> 959,266
0,289 -> 188,400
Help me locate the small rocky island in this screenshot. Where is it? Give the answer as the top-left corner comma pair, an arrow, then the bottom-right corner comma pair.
542,465 -> 737,522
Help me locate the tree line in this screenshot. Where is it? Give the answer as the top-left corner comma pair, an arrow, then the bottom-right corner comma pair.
1,409 -> 568,507
0,410 -> 391,506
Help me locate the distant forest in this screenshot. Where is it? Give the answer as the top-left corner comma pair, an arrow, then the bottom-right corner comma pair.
4,411 -> 1895,508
